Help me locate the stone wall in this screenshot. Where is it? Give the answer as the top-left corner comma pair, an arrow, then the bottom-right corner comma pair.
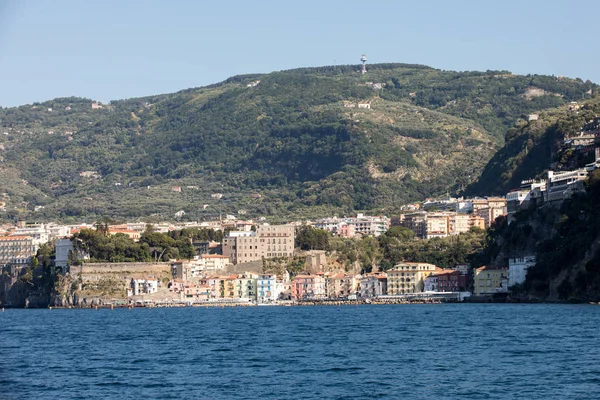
77,262 -> 171,274
74,262 -> 171,286
224,260 -> 263,274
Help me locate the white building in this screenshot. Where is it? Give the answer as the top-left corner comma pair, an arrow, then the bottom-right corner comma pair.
11,224 -> 49,246
55,238 -> 73,270
455,200 -> 474,214
313,214 -> 389,237
546,169 -> 589,202
424,274 -> 438,292
508,255 -> 536,287
359,275 -> 387,298
257,273 -> 281,303
130,279 -> 159,296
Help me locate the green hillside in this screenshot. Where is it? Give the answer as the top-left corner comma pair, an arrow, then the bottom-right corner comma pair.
467,97 -> 600,195
0,63 -> 596,222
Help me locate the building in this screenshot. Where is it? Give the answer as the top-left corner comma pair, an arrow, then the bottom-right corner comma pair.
387,262 -> 441,295
130,278 -> 159,296
222,224 -> 294,265
473,266 -> 508,296
171,261 -> 193,281
222,231 -> 258,264
219,275 -> 238,298
455,200 -> 474,214
425,212 -> 451,238
108,228 -> 140,241
452,264 -> 470,275
488,197 -> 508,223
200,254 -> 230,270
449,214 -> 470,235
10,223 -> 49,246
314,214 -> 389,237
337,223 -> 355,238
435,270 -> 467,292
468,215 -> 486,230
54,238 -> 73,272
349,214 -> 389,236
235,273 -> 258,300
424,274 -> 438,292
359,274 -> 387,298
506,180 -> 546,223
325,274 -> 359,299
400,212 -> 427,238
291,275 -> 326,300
546,169 -> 589,203
0,236 -> 36,267
257,273 -> 280,303
508,255 -> 536,287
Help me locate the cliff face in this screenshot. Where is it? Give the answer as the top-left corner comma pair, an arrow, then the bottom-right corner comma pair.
0,265 -> 55,307
484,170 -> 600,301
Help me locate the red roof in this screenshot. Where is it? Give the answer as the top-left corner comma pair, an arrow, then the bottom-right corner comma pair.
1,235 -> 32,241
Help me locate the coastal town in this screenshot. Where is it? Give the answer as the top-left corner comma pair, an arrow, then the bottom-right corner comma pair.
2,140 -> 599,307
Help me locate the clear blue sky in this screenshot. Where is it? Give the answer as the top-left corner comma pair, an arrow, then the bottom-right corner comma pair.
0,0 -> 598,107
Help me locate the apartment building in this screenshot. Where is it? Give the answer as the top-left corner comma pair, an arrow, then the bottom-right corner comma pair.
425,212 -> 451,238
257,273 -> 281,303
508,255 -> 536,287
222,224 -> 294,265
546,169 -> 589,203
473,266 -> 508,296
0,236 -> 36,267
403,211 -> 483,239
506,180 -> 547,223
387,262 -> 441,295
325,274 -> 359,299
359,274 -> 388,298
291,275 -> 326,300
449,214 -> 471,235
314,214 -> 389,237
400,212 -> 427,238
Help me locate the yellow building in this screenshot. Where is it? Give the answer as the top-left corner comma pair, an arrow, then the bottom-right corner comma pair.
387,262 -> 442,294
108,228 -> 140,241
449,214 -> 470,235
473,266 -> 508,295
425,213 -> 450,238
219,275 -> 237,298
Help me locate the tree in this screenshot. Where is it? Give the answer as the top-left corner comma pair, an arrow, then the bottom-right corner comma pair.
384,226 -> 415,241
295,226 -> 330,251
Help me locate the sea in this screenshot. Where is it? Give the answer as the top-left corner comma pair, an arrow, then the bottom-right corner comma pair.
1,304 -> 599,399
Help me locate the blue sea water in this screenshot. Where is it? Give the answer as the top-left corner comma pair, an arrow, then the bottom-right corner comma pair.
1,304 -> 600,399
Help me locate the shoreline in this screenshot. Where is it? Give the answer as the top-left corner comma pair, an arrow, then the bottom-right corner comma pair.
3,299 -> 597,310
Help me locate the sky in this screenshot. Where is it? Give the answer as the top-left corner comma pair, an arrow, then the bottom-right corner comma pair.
0,0 -> 598,107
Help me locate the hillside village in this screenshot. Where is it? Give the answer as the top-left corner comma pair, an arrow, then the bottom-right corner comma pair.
1,65 -> 600,307
2,130 -> 599,307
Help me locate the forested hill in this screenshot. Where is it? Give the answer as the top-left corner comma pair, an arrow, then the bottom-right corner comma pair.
0,63 -> 596,222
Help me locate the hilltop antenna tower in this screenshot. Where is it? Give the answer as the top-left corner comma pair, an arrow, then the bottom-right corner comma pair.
361,54 -> 367,74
